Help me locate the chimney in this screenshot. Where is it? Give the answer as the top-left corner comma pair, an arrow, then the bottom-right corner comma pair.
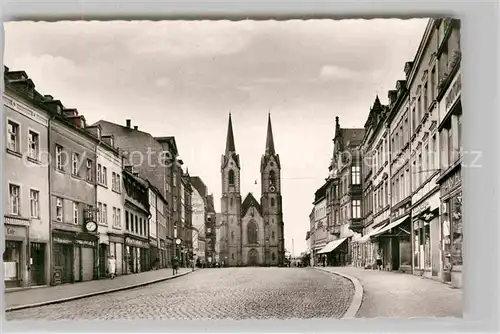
101,134 -> 114,147
134,126 -> 138,130
126,119 -> 131,128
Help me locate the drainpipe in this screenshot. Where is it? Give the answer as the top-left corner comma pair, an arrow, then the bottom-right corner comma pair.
94,138 -> 100,280
48,115 -> 56,285
408,89 -> 415,276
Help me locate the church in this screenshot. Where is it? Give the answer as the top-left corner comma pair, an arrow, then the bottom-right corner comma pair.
219,113 -> 285,267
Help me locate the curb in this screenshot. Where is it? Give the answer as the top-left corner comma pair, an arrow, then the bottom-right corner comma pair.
313,267 -> 363,319
5,269 -> 198,312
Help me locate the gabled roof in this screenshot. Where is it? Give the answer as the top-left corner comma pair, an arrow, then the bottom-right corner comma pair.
241,193 -> 262,217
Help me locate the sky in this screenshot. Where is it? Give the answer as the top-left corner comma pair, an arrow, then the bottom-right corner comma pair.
4,18 -> 428,256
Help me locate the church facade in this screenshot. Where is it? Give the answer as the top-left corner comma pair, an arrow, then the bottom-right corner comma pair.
219,114 -> 285,267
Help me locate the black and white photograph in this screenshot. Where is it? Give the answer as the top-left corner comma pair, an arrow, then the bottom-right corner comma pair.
3,17 -> 463,321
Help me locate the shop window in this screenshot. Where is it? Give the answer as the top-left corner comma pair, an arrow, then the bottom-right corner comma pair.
451,194 -> 463,265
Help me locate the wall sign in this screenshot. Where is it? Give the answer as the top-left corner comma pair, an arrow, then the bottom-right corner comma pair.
125,237 -> 149,248
441,169 -> 462,195
75,239 -> 96,248
53,236 -> 73,245
5,225 -> 27,238
445,72 -> 461,113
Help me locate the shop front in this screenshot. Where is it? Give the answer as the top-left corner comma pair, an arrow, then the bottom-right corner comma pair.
4,217 -> 29,288
411,190 -> 440,279
440,168 -> 462,288
160,239 -> 166,268
149,238 -> 158,269
108,233 -> 125,276
124,235 -> 150,274
52,230 -> 98,285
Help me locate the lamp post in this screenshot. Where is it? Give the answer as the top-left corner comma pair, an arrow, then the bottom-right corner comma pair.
173,224 -> 177,276
265,237 -> 270,267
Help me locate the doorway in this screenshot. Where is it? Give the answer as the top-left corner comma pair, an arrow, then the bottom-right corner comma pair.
99,243 -> 107,277
248,249 -> 259,266
391,237 -> 400,271
30,242 -> 46,286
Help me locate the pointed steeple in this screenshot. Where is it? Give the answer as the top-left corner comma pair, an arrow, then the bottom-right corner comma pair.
265,113 -> 275,155
225,113 -> 236,155
334,116 -> 341,139
372,94 -> 383,113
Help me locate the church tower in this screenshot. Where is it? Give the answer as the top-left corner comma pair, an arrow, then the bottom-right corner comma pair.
220,113 -> 242,266
260,113 -> 284,266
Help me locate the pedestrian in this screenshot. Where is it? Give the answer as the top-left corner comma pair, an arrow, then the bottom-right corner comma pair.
108,255 -> 116,279
172,257 -> 179,275
376,251 -> 383,271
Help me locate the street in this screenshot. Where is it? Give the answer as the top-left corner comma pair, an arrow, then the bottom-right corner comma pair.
6,268 -> 354,321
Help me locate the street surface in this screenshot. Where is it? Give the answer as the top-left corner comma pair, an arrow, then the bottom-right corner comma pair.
6,268 -> 354,320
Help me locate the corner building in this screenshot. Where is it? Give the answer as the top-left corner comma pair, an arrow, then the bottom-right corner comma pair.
219,113 -> 285,266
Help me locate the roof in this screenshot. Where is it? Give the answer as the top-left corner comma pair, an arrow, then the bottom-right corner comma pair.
265,113 -> 275,155
313,182 -> 329,204
225,113 -> 236,154
241,193 -> 262,217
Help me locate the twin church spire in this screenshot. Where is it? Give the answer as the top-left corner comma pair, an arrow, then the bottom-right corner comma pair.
224,112 -> 276,156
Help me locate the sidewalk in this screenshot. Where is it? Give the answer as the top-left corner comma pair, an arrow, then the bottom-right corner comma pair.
4,267 -> 195,311
315,266 -> 462,318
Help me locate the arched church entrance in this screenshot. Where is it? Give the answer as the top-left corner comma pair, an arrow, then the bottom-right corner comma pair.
248,249 -> 259,266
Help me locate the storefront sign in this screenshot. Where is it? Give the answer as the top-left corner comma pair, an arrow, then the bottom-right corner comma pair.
125,237 -> 149,248
412,192 -> 440,218
5,224 -> 27,238
445,72 -> 461,113
441,169 -> 462,195
53,236 -> 73,245
75,239 -> 96,248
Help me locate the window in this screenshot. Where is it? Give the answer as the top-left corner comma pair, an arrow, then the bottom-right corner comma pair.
112,207 -> 116,227
73,202 -> 79,224
431,135 -> 437,170
135,215 -> 138,233
457,114 -> 462,155
271,198 -> 275,207
102,204 -> 107,224
424,144 -> 429,181
373,193 -> 378,212
228,170 -> 235,185
232,253 -> 234,260
30,189 -> 39,218
269,170 -> 276,185
97,202 -> 103,224
56,197 -> 63,222
102,166 -> 108,186
72,153 -> 80,176
97,164 -> 102,184
231,231 -> 234,242
9,184 -> 20,215
401,173 -> 405,199
116,174 -> 121,192
430,67 -> 436,101
412,108 -> 416,133
448,127 -> 454,167
28,131 -> 39,160
384,180 -> 389,206
417,97 -> 421,124
272,252 -> 276,261
423,82 -> 428,112
139,217 -> 143,235
7,120 -> 20,152
351,166 -> 361,184
230,197 -> 233,207
112,172 -> 116,190
86,159 -> 93,182
247,221 -> 258,244
173,176 -> 177,187
126,211 -> 130,230
56,145 -> 64,170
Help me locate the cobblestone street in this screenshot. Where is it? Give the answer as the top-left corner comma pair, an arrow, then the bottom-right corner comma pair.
6,268 -> 354,321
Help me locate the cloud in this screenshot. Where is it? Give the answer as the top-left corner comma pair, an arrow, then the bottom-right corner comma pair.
319,65 -> 363,81
154,77 -> 171,88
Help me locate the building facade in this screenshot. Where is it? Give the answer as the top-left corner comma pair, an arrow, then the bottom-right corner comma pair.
219,113 -> 285,267
436,18 -> 462,288
93,131 -> 125,277
4,68 -> 51,288
122,168 -> 151,274
205,195 -> 216,265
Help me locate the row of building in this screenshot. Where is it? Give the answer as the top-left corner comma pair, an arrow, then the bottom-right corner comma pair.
306,18 -> 463,288
3,65 -> 217,289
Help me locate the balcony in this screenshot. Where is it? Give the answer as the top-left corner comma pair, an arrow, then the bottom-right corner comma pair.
349,219 -> 363,233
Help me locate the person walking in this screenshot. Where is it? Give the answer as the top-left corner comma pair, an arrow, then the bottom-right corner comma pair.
376,251 -> 383,271
108,255 -> 116,279
172,257 -> 179,275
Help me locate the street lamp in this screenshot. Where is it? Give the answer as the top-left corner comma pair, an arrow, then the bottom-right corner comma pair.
265,237 -> 269,267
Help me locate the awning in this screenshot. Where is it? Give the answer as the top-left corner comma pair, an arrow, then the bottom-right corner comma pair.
354,223 -> 389,244
371,214 -> 410,238
317,237 -> 347,254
